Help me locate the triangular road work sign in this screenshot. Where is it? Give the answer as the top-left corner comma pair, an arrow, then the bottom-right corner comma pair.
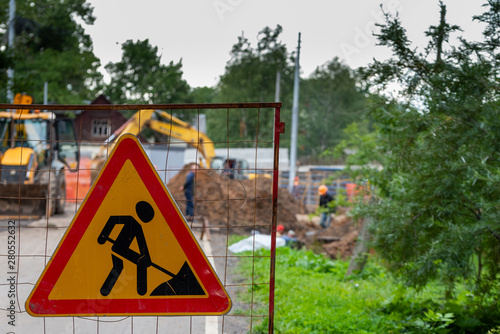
26,134 -> 231,316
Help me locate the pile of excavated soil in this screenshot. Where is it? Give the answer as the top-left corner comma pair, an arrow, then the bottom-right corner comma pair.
167,164 -> 302,233
296,208 -> 360,260
319,212 -> 360,259
167,164 -> 361,258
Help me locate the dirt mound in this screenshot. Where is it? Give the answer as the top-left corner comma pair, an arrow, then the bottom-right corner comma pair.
295,208 -> 360,260
319,213 -> 359,259
167,164 -> 302,233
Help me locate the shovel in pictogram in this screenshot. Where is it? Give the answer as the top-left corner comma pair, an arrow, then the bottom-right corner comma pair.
103,236 -> 205,296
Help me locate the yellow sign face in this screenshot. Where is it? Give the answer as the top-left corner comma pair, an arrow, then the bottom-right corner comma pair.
50,159 -> 194,299
26,134 -> 231,316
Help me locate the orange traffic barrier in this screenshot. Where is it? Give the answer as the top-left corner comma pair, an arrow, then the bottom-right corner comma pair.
66,156 -> 92,203
345,182 -> 371,203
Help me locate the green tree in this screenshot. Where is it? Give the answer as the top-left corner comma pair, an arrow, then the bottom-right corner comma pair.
209,25 -> 294,147
188,86 -> 216,104
352,0 -> 500,310
104,39 -> 190,107
0,0 -> 102,103
300,57 -> 369,157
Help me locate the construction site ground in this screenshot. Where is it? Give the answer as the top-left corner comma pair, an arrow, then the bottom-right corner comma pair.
168,165 -> 360,260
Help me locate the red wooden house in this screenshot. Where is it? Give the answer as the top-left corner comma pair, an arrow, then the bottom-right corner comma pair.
73,94 -> 127,143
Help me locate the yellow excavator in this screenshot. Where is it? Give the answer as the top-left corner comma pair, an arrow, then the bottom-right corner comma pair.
0,94 -> 79,218
90,109 -> 235,183
89,109 -> 253,183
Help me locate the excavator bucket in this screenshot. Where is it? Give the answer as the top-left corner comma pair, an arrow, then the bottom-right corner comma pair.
0,184 -> 48,219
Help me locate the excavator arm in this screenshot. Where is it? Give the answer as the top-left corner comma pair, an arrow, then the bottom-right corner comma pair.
91,109 -> 216,182
148,118 -> 215,168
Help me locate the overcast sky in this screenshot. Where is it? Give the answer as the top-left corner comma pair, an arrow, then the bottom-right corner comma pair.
84,0 -> 486,88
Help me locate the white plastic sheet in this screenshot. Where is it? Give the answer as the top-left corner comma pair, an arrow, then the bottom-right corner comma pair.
228,234 -> 286,253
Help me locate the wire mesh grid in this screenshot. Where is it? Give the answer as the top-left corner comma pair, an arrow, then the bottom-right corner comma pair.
0,102 -> 283,334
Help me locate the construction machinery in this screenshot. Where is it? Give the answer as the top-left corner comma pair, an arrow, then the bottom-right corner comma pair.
90,109 -> 249,183
0,94 -> 79,218
212,157 -> 250,180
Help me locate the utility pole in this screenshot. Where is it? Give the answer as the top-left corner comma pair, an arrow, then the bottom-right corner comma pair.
7,0 -> 16,103
274,71 -> 280,102
288,33 -> 301,193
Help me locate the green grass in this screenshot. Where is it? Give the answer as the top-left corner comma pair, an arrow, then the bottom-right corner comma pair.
231,242 -> 500,334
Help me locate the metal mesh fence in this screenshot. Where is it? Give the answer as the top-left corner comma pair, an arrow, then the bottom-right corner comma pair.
0,102 -> 283,334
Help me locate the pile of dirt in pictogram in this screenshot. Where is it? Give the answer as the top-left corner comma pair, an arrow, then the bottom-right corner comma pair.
166,164 -> 302,233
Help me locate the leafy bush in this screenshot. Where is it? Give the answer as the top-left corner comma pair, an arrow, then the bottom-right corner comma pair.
232,241 -> 500,333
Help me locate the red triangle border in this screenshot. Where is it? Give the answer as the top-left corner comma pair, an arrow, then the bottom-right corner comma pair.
26,134 -> 231,316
